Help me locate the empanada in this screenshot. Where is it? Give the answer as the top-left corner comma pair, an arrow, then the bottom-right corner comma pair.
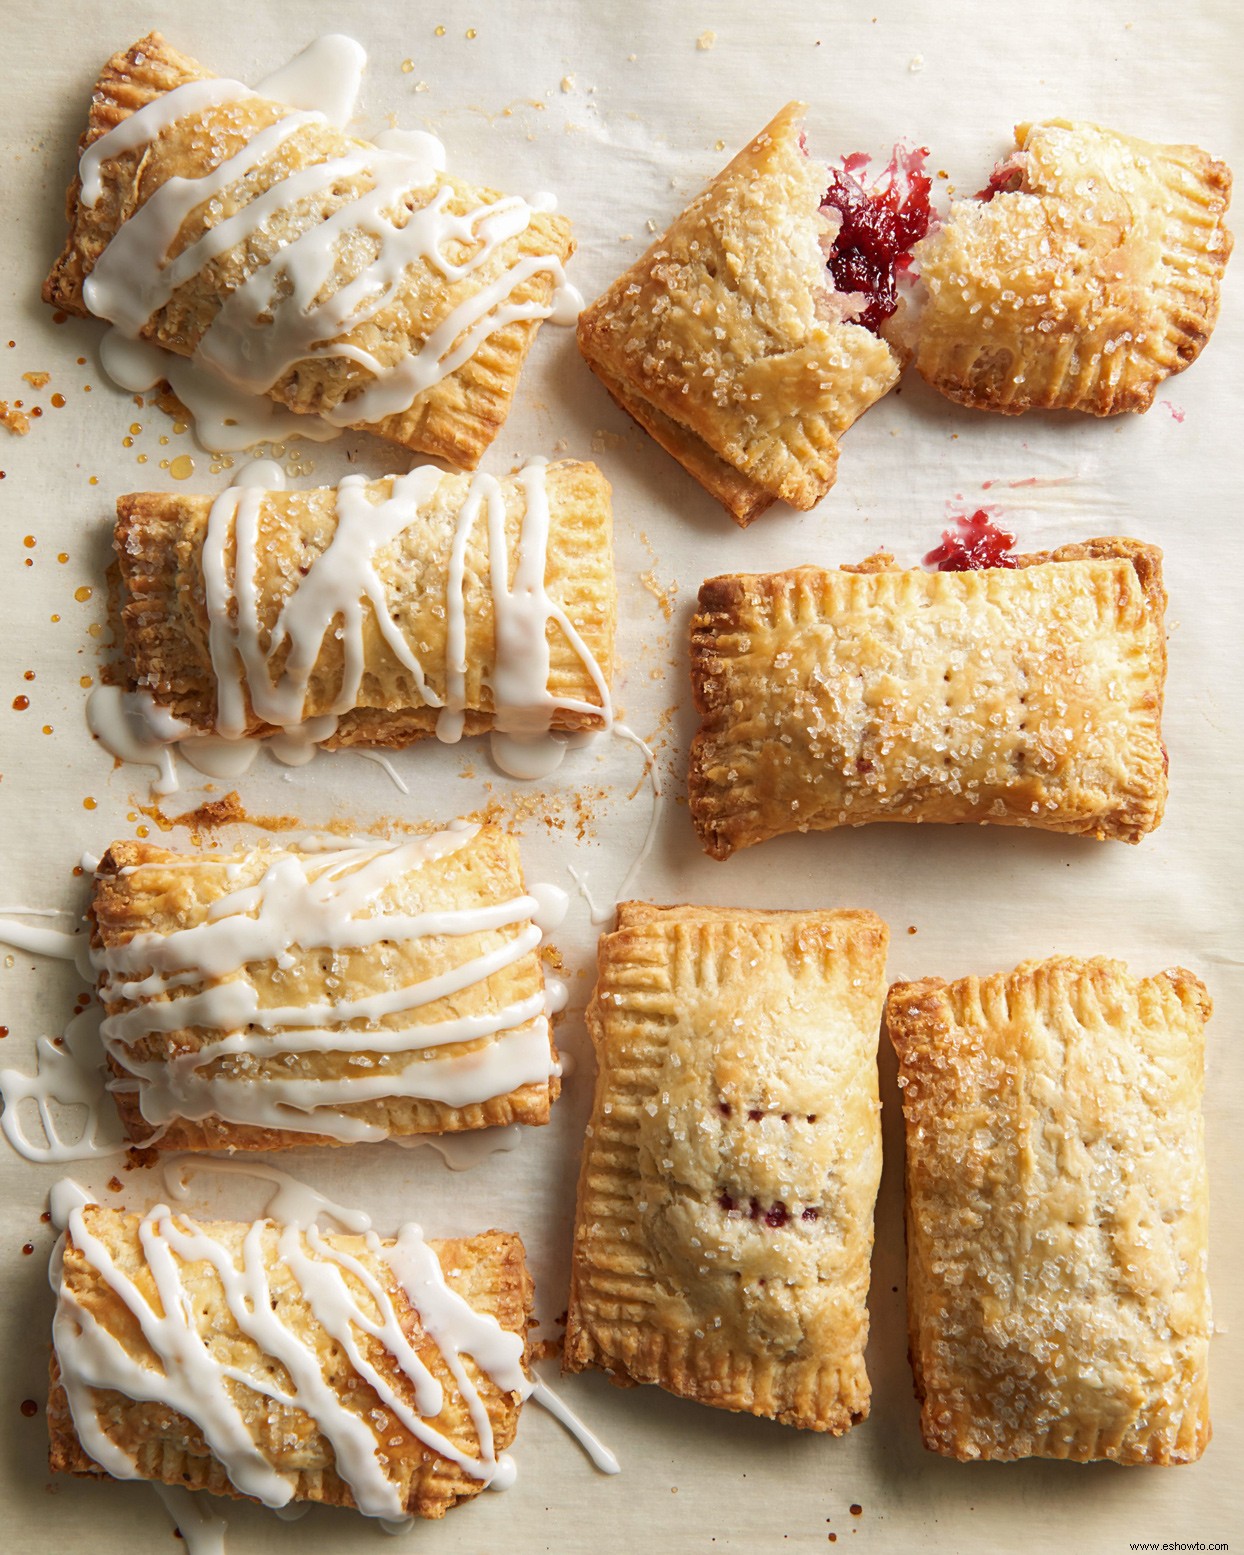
45,33 -> 575,467
115,459 -> 614,753
564,902 -> 887,1432
689,538 -> 1167,858
577,105 -> 921,525
89,825 -> 564,1150
889,119 -> 1232,414
49,1201 -> 533,1518
886,955 -> 1212,1463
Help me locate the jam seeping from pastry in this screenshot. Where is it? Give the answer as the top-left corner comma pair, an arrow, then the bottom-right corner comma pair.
821,147 -> 933,332
923,509 -> 1019,571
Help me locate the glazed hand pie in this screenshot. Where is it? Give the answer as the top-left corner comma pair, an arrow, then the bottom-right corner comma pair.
49,1201 -> 533,1518
89,825 -> 565,1150
577,104 -> 919,526
115,459 -> 614,760
888,119 -> 1232,415
886,956 -> 1212,1463
689,538 -> 1167,859
44,33 -> 575,467
564,902 -> 887,1432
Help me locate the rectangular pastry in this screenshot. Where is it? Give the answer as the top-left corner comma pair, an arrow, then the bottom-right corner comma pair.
564,902 -> 888,1431
115,459 -> 614,753
49,1200 -> 533,1519
689,538 -> 1167,858
886,956 -> 1212,1463
89,824 -> 565,1150
577,103 -> 907,526
45,33 -> 575,468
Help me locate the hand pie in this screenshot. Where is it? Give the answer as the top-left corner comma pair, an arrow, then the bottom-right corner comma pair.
888,119 -> 1233,414
115,459 -> 614,756
886,955 -> 1212,1463
49,1201 -> 533,1519
89,825 -> 564,1150
44,33 -> 575,467
577,104 -> 921,526
689,537 -> 1167,858
564,902 -> 887,1432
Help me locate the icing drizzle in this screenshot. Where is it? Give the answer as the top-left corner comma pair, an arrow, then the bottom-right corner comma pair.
50,1201 -> 530,1518
103,459 -> 613,786
79,37 -> 577,450
0,831 -> 570,1156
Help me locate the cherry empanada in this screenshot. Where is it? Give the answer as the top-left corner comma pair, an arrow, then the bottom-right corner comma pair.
564,902 -> 887,1431
886,955 -> 1212,1463
689,538 -> 1167,858
889,119 -> 1232,415
577,105 -> 931,525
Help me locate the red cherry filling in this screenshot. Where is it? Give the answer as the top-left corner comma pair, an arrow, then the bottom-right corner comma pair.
924,510 -> 1019,571
821,145 -> 932,333
975,157 -> 1024,203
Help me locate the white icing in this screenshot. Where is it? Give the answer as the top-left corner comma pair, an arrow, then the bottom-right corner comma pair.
530,1378 -> 621,1475
232,457 -> 287,490
354,750 -> 411,794
0,1006 -> 128,1163
253,35 -> 366,128
90,830 -> 563,1142
86,685 -> 188,796
105,461 -> 612,791
151,1485 -> 229,1555
569,723 -> 664,924
159,1155 -> 374,1234
79,39 -> 577,448
51,1200 -> 532,1519
391,1122 -> 523,1169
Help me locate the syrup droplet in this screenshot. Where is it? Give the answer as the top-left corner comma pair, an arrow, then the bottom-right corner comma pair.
22,535 -> 34,548
74,586 -> 92,602
51,393 -> 66,409
19,1400 -> 37,1418
21,1243 -> 33,1256
83,797 -> 97,811
169,453 -> 195,480
11,696 -> 29,711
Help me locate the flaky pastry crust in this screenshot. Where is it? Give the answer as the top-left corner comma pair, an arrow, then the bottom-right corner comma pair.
49,1206 -> 533,1518
114,461 -> 614,745
886,956 -> 1212,1463
564,902 -> 887,1431
90,829 -> 559,1150
44,33 -> 574,467
577,103 -> 901,526
689,538 -> 1168,858
889,119 -> 1232,414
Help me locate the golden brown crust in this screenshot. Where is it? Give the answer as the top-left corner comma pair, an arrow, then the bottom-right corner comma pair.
45,33 -> 574,468
564,903 -> 888,1431
886,956 -> 1212,1463
891,119 -> 1233,415
89,830 -> 559,1150
114,461 -> 614,743
577,103 -> 900,526
48,1206 -> 533,1518
688,538 -> 1168,859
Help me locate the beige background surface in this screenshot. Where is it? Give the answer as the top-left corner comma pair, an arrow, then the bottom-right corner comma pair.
0,1 -> 1240,1550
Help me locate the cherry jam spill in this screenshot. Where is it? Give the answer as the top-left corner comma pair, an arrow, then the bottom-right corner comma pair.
822,145 -> 932,332
924,510 -> 1019,571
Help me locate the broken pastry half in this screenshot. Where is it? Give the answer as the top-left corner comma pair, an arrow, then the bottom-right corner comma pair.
49,1200 -> 534,1519
44,33 -> 575,467
887,955 -> 1212,1463
565,902 -> 887,1431
689,537 -> 1168,859
577,103 -> 931,525
89,824 -> 565,1150
888,119 -> 1233,414
113,458 -> 614,761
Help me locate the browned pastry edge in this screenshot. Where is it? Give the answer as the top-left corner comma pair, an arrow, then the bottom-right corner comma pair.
688,536 -> 1167,859
89,837 -> 559,1152
884,960 -> 1212,1463
47,1225 -> 534,1518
